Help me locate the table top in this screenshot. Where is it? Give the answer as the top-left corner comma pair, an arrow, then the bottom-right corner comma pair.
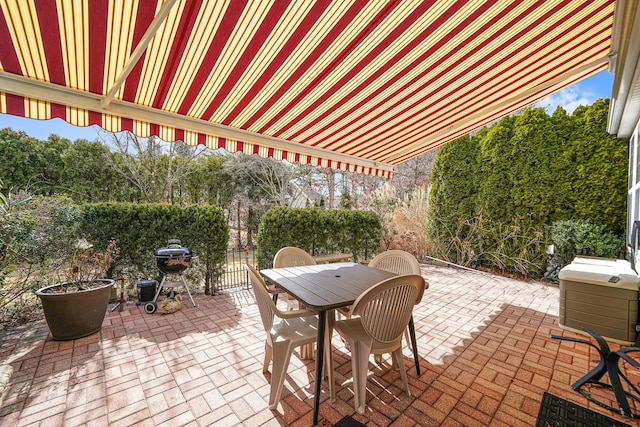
261,262 -> 396,311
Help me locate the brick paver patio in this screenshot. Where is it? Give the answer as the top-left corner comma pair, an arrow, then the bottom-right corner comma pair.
1,264 -> 640,426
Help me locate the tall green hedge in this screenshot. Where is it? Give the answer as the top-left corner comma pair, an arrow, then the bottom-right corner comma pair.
477,115 -> 516,223
256,207 -> 381,268
428,99 -> 627,276
80,203 -> 228,294
568,100 -> 627,232
428,134 -> 480,245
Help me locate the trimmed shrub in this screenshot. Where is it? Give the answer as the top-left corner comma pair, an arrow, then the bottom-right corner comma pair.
256,207 -> 381,268
80,203 -> 228,294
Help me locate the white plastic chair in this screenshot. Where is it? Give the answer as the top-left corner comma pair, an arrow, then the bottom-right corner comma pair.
273,247 -> 318,357
273,247 -> 317,305
330,274 -> 426,414
246,263 -> 319,409
369,250 -> 427,372
273,246 -> 317,269
369,250 -> 422,279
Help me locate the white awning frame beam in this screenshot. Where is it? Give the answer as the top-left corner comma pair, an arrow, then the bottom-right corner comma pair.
0,72 -> 396,174
101,0 -> 180,109
607,0 -> 640,138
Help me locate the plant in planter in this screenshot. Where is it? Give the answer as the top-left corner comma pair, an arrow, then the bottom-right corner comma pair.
35,238 -> 120,340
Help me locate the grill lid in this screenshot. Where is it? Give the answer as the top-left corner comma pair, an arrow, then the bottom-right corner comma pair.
154,239 -> 193,259
154,239 -> 193,274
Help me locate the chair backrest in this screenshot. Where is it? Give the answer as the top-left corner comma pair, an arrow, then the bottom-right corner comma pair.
369,250 -> 426,303
273,247 -> 316,268
351,274 -> 425,344
369,250 -> 420,275
246,263 -> 277,334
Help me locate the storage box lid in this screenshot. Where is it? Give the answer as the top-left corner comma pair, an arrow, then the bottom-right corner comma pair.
558,257 -> 640,290
570,256 -> 620,267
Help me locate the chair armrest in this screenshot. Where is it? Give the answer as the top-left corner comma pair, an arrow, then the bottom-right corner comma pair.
276,308 -> 316,319
266,285 -> 288,295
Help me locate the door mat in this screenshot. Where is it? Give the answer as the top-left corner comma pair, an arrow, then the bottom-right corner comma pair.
333,415 -> 366,427
536,392 -> 632,427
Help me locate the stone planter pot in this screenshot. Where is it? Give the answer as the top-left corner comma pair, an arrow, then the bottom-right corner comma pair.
35,279 -> 114,340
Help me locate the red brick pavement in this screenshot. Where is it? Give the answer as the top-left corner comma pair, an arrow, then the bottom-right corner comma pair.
2,264 -> 640,426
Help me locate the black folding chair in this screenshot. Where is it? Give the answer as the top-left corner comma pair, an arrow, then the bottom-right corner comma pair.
551,328 -> 640,418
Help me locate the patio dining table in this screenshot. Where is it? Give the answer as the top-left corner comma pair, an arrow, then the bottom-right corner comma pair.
260,262 -> 419,425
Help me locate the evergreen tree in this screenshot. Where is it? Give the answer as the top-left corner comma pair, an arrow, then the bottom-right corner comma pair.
59,138 -> 128,202
428,134 -> 480,239
38,134 -> 71,195
477,116 -> 516,223
550,106 -> 575,219
569,98 -> 626,234
427,99 -> 626,274
182,154 -> 233,207
509,107 -> 560,225
0,128 -> 43,192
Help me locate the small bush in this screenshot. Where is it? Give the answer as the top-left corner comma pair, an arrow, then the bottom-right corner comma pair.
392,186 -> 431,259
372,185 -> 431,259
550,219 -> 624,270
1,193 -> 82,331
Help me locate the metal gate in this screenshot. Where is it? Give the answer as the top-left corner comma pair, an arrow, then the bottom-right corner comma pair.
214,247 -> 258,294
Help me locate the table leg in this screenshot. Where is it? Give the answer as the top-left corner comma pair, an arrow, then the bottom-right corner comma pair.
408,316 -> 420,376
313,310 -> 326,426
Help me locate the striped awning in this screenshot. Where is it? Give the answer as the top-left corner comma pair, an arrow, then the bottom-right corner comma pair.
0,1 -> 616,178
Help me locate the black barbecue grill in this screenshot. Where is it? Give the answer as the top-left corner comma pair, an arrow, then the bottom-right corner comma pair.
144,239 -> 196,313
154,240 -> 194,274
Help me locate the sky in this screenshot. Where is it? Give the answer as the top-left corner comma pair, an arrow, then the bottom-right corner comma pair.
0,70 -> 615,143
535,69 -> 614,114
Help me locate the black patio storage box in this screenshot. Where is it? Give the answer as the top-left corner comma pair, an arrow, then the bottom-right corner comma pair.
558,256 -> 640,345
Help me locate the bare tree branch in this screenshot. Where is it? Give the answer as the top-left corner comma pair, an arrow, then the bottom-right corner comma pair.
99,131 -> 205,203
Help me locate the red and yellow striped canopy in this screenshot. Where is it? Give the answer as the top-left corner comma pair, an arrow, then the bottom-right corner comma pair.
0,1 -> 616,177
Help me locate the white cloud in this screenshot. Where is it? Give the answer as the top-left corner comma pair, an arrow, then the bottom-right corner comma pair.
536,85 -> 598,115
534,71 -> 612,115
535,84 -> 599,114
